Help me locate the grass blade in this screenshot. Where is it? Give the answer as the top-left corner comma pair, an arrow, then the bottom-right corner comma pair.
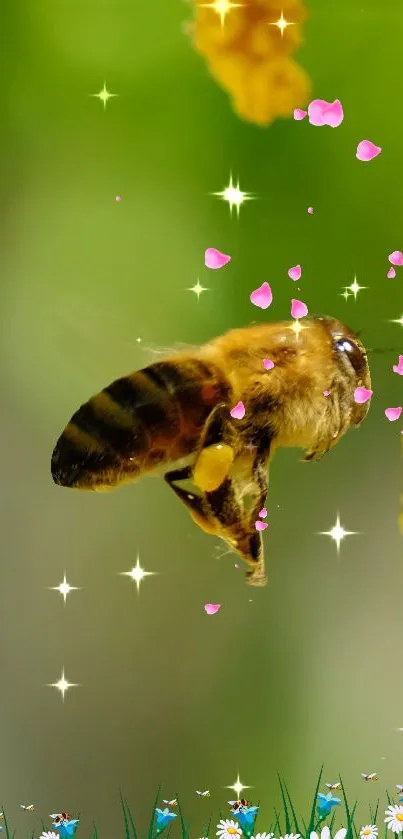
119,789 -> 131,839
306,765 -> 324,836
148,784 -> 162,839
124,796 -> 138,839
1,807 -> 11,839
92,822 -> 99,839
278,775 -> 291,835
175,793 -> 189,839
283,779 -> 301,834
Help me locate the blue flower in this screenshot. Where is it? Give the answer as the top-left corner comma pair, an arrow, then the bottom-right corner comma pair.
155,808 -> 177,832
317,793 -> 341,819
57,821 -> 80,838
235,807 -> 259,830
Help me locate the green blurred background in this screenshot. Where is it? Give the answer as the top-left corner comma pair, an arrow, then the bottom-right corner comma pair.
1,0 -> 403,835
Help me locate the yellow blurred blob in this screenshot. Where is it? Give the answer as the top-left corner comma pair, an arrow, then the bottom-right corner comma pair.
188,0 -> 311,126
193,443 -> 235,492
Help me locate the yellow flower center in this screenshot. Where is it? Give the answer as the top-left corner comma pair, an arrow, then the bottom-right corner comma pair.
227,830 -> 238,835
396,815 -> 403,822
363,830 -> 371,835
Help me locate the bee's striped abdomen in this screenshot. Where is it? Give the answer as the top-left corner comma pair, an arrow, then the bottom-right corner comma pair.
51,356 -> 232,490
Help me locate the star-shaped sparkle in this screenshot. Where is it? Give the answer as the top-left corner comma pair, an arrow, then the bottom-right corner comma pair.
120,555 -> 158,592
340,287 -> 352,302
318,514 -> 357,553
49,573 -> 80,604
389,314 -> 403,328
198,0 -> 243,26
347,276 -> 367,300
187,279 -> 209,299
225,774 -> 252,797
269,10 -> 294,36
288,319 -> 308,340
91,82 -> 117,110
48,668 -> 78,702
212,174 -> 254,217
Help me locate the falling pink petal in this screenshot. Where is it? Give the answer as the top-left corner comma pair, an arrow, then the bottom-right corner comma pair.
307,207 -> 314,214
115,195 -> 121,202
308,98 -> 344,128
205,247 -> 231,270
389,250 -> 403,266
294,108 -> 307,120
250,282 -> 273,309
288,264 -> 302,281
324,100 -> 344,128
385,406 -> 402,422
255,520 -> 268,532
259,507 -> 267,518
387,267 -> 396,278
263,358 -> 275,370
307,99 -> 329,126
204,603 -> 221,615
356,140 -> 382,161
393,356 -> 403,375
291,298 -> 308,319
230,401 -> 245,419
323,390 -> 331,396
354,386 -> 373,404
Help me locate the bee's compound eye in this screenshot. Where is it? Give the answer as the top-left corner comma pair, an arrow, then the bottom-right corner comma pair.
335,337 -> 367,378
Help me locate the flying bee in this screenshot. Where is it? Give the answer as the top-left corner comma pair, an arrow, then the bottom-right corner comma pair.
397,785 -> 403,794
50,813 -> 73,825
325,783 -> 341,791
196,790 -> 210,798
51,316 -> 371,586
229,799 -> 250,812
20,805 -> 34,811
162,800 -> 178,807
361,773 -> 377,781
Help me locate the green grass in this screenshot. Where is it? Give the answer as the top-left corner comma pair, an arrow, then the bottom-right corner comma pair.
1,770 -> 400,839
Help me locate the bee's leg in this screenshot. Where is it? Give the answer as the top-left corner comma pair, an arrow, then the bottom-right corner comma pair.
192,403 -> 237,493
164,466 -> 218,536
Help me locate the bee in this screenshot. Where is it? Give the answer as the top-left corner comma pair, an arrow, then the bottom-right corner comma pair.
229,799 -> 250,812
162,800 -> 178,808
51,316 -> 371,586
20,805 -> 34,811
196,790 -> 210,798
361,773 -> 377,781
397,785 -> 403,794
325,783 -> 341,791
50,813 -> 72,825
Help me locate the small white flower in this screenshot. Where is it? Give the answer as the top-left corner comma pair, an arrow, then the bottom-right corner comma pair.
360,826 -> 378,839
385,805 -> 403,833
217,820 -> 243,839
280,834 -> 301,839
253,834 -> 275,839
311,829 -> 347,839
39,833 -> 59,839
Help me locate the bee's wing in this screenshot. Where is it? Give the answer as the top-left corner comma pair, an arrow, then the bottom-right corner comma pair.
361,774 -> 367,779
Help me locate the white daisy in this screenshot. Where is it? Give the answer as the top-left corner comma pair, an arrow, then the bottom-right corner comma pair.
40,833 -> 59,839
311,828 -> 347,839
217,820 -> 243,839
360,826 -> 378,839
385,805 -> 403,833
280,834 -> 301,839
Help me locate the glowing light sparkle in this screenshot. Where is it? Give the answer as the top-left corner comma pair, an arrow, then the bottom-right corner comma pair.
212,174 -> 254,217
318,514 -> 357,553
226,774 -> 252,797
120,554 -> 157,593
188,279 -> 209,299
48,668 -> 78,702
49,573 -> 80,604
288,319 -> 308,340
270,10 -> 294,36
91,82 -> 117,110
390,314 -> 403,328
340,288 -> 352,301
199,0 -> 243,26
347,276 -> 367,300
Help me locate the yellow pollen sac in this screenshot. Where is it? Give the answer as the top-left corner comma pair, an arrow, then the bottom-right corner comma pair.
193,443 -> 235,492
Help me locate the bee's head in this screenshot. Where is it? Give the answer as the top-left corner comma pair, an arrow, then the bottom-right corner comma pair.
314,316 -> 372,427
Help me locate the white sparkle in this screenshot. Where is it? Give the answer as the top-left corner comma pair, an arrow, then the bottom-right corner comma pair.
48,668 -> 78,702
340,287 -> 352,301
347,275 -> 367,300
212,174 -> 254,217
187,279 -> 209,299
390,314 -> 403,328
318,513 -> 357,553
49,573 -> 80,604
199,0 -> 243,26
288,319 -> 308,340
225,774 -> 252,797
91,82 -> 117,110
270,10 -> 295,36
120,554 -> 158,593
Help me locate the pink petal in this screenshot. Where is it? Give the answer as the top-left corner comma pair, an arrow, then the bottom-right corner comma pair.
263,358 -> 275,370
115,195 -> 121,202
307,207 -> 314,214
230,401 -> 245,419
250,281 -> 273,309
356,140 -> 382,162
288,264 -> 302,281
204,603 -> 221,615
323,390 -> 331,396
354,386 -> 373,404
255,520 -> 268,532
387,267 -> 396,278
307,98 -> 329,126
205,247 -> 231,270
291,298 -> 308,319
324,99 -> 344,128
393,356 -> 403,375
294,108 -> 307,120
385,406 -> 402,422
259,507 -> 267,518
389,250 -> 403,266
